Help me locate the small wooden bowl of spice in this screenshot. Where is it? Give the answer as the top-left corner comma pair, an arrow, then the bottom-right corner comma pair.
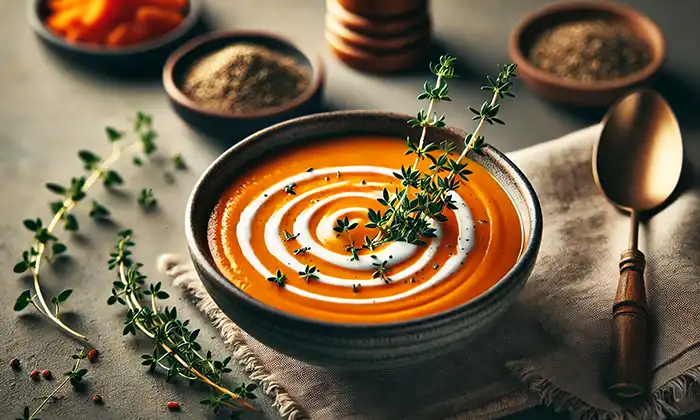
509,1 -> 665,107
163,31 -> 324,140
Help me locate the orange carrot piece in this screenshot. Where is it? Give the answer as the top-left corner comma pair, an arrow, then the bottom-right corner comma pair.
142,0 -> 187,12
45,7 -> 84,34
135,6 -> 183,37
79,0 -> 125,42
107,21 -> 152,47
47,0 -> 90,12
105,22 -> 130,46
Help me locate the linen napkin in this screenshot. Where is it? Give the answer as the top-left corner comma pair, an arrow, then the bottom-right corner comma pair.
158,125 -> 700,420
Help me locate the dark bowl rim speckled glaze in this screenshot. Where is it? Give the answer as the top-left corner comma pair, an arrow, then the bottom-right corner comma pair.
186,110 -> 543,330
163,30 -> 325,120
27,0 -> 203,55
509,1 -> 665,91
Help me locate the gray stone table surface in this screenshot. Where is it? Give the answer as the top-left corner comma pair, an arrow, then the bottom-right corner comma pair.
2,0 -> 700,419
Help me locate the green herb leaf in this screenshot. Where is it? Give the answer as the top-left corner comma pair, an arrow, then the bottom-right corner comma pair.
172,153 -> 187,170
89,200 -> 111,219
50,201 -> 65,215
56,289 -> 73,303
137,188 -> 157,209
78,150 -> 101,171
23,219 -> 39,232
13,260 -> 30,274
14,290 -> 32,311
140,130 -> 157,155
106,127 -> 124,142
64,214 -> 79,231
103,170 -> 123,188
45,182 -> 67,195
52,242 -> 68,255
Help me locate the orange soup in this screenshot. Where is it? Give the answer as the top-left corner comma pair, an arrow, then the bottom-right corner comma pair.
208,136 -> 523,323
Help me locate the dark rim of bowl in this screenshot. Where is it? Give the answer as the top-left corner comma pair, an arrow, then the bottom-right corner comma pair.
28,0 -> 202,55
186,110 -> 543,331
509,1 -> 665,91
163,30 -> 325,120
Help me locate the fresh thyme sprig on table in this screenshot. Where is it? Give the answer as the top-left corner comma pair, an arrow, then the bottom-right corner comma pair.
16,348 -> 88,420
364,56 -> 518,248
108,230 -> 256,416
13,112 -> 161,341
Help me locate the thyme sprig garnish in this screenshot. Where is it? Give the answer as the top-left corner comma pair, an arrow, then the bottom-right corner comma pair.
16,348 -> 88,420
267,269 -> 286,287
282,230 -> 299,242
13,112 -> 161,341
372,260 -> 392,283
293,247 -> 310,256
108,231 -> 255,415
365,56 -> 517,247
298,264 -> 318,282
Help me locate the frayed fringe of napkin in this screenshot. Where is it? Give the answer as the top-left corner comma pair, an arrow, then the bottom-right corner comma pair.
507,361 -> 700,420
156,254 -> 309,420
156,253 -> 700,420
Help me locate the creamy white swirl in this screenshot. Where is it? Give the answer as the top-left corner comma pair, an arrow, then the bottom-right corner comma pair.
236,166 -> 474,304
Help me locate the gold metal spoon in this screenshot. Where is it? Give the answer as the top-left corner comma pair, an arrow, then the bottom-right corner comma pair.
593,89 -> 683,399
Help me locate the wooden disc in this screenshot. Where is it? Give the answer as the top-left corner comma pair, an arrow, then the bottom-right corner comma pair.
325,13 -> 430,52
326,0 -> 429,37
325,28 -> 428,73
337,0 -> 427,18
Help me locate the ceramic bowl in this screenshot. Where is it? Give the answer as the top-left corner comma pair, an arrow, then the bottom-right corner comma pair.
509,1 -> 665,107
28,0 -> 202,74
163,30 -> 324,141
185,111 -> 543,369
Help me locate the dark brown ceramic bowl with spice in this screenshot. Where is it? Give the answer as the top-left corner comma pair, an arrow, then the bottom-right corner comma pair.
509,1 -> 665,107
163,31 -> 324,141
28,0 -> 203,74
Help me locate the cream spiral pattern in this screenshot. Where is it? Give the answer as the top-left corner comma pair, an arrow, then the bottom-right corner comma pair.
236,166 -> 475,304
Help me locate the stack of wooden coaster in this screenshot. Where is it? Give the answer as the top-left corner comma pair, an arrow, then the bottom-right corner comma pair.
325,0 -> 431,73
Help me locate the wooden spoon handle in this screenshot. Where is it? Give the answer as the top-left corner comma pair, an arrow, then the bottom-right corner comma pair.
610,249 -> 648,399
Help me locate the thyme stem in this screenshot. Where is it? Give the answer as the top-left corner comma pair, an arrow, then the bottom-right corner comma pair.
29,377 -> 71,420
29,141 -> 143,341
113,236 -> 255,413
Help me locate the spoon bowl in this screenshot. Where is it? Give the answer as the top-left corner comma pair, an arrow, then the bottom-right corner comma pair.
594,90 -> 683,212
593,89 -> 683,399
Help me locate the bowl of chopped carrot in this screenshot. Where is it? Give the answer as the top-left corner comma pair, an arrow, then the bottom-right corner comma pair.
29,0 -> 202,72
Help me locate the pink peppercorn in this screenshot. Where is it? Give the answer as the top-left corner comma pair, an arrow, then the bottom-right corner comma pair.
29,370 -> 40,380
9,358 -> 20,369
87,349 -> 99,363
166,401 -> 181,411
41,369 -> 52,379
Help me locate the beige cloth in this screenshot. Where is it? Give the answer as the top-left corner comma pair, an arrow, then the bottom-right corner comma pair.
158,126 -> 700,420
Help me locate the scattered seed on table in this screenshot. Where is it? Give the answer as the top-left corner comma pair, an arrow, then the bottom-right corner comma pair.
88,349 -> 99,362
167,401 -> 181,411
41,369 -> 52,379
92,395 -> 103,404
9,358 -> 20,369
29,370 -> 40,380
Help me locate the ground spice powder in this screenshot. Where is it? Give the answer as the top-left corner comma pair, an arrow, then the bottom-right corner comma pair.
183,44 -> 311,114
528,19 -> 652,82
